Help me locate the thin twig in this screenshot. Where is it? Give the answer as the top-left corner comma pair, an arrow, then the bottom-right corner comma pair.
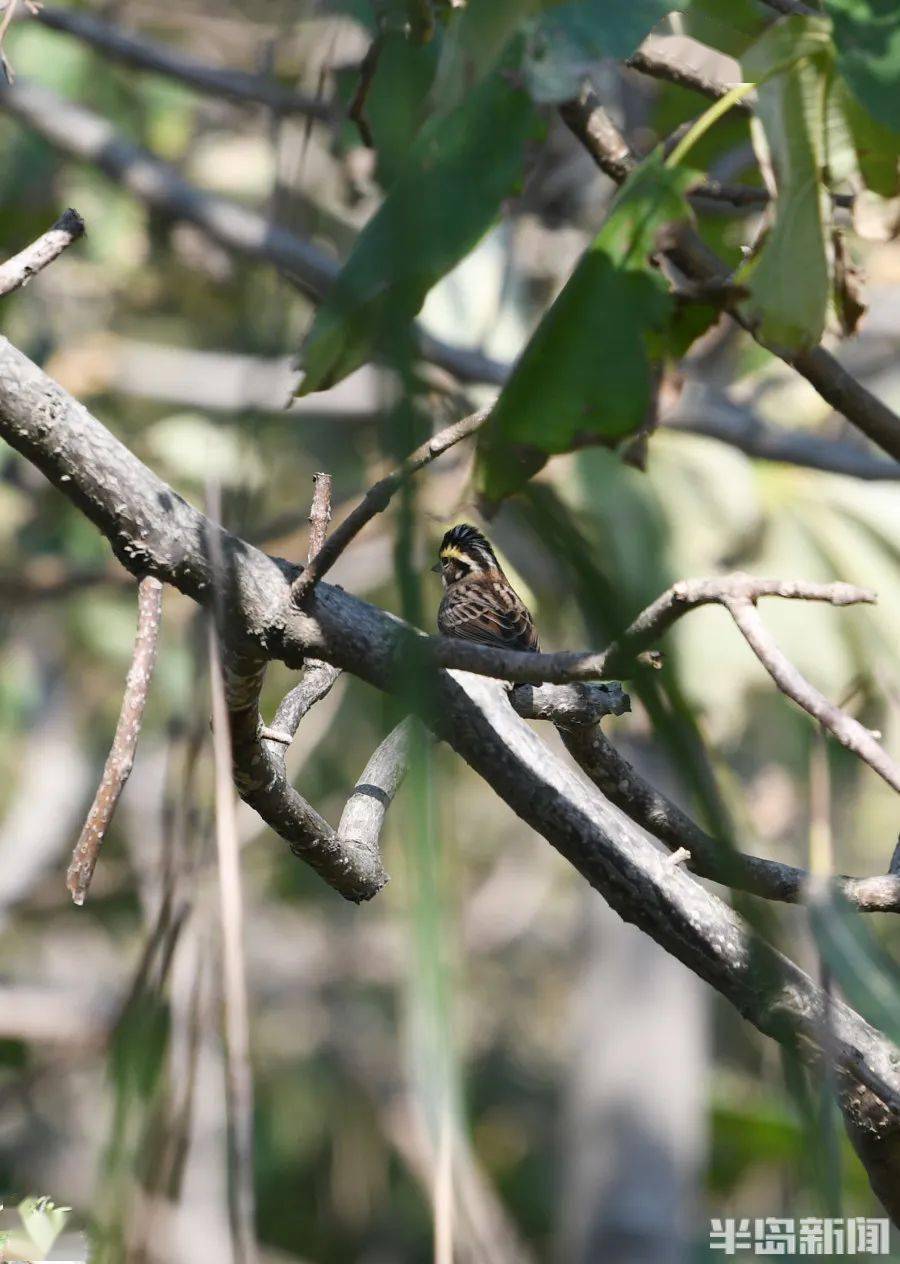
205,478 -> 258,1264
427,576 -> 875,686
725,595 -> 900,797
0,207 -> 84,296
292,407 -> 490,602
259,471 -> 338,748
66,576 -> 163,904
559,88 -> 765,209
625,50 -> 752,108
208,620 -> 259,1264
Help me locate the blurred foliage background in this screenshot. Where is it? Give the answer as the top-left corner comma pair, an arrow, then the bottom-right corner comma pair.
1,1 -> 900,1261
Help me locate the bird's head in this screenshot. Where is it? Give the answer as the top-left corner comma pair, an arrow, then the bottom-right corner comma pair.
432,523 -> 498,586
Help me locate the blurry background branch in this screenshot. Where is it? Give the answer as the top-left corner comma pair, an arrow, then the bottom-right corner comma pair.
34,5 -> 335,120
0,77 -> 509,388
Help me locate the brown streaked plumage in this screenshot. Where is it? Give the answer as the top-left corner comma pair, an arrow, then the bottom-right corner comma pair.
434,524 -> 539,653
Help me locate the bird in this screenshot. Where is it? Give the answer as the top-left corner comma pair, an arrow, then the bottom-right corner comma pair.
433,523 -> 539,653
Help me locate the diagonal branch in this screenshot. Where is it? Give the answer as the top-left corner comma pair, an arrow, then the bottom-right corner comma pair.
724,594 -> 900,797
35,5 -> 334,120
292,407 -> 490,602
4,335 -> 900,1219
0,207 -> 84,296
0,77 -> 507,389
625,49 -> 753,108
66,576 -> 163,904
562,723 -> 900,912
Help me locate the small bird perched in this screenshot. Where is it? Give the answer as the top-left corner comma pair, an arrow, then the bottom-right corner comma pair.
433,523 -> 539,652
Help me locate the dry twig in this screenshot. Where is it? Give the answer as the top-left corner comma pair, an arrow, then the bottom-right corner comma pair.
208,615 -> 259,1264
0,207 -> 84,296
66,576 -> 163,904
724,594 -> 900,797
292,407 -> 490,602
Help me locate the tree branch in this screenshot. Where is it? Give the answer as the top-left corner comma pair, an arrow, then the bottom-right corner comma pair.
0,78 -> 507,389
724,594 -> 900,797
4,335 -> 900,1217
666,400 -> 900,481
292,407 -> 490,602
0,206 -> 84,296
561,724 -> 900,912
66,576 -> 163,904
625,49 -> 752,108
35,5 -> 334,120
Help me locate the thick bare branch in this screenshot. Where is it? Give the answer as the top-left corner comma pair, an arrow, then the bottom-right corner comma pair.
292,407 -> 490,602
561,88 -> 900,464
562,724 -> 900,912
0,78 -> 507,389
36,5 -> 334,120
66,576 -> 163,904
4,336 -> 900,1216
338,718 -> 415,854
0,207 -> 84,296
724,595 -> 900,797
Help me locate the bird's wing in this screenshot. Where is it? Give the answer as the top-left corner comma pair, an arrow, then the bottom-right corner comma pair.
439,584 -> 539,652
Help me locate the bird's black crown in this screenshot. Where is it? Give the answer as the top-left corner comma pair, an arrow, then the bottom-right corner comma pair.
439,523 -> 496,565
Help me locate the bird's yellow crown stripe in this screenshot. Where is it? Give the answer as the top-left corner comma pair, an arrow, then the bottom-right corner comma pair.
439,545 -> 471,562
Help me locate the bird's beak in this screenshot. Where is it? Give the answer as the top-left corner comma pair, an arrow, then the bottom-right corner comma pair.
430,562 -> 441,574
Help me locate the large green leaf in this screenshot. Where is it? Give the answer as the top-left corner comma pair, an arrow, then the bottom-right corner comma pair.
297,69 -> 540,395
827,0 -> 900,134
475,152 -> 695,502
739,18 -> 834,353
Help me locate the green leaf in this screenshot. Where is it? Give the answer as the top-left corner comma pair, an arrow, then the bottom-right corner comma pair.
298,69 -> 539,395
837,77 -> 900,195
526,0 -> 675,101
808,887 -> 900,1047
826,0 -> 900,134
475,152 -> 695,503
680,0 -> 768,57
739,18 -> 834,352
431,0 -> 540,113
